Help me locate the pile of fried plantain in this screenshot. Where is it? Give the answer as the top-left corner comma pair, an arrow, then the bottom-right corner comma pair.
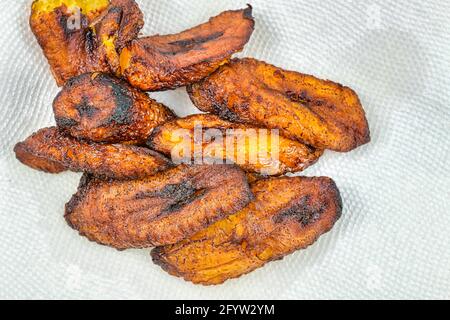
14,0 -> 372,285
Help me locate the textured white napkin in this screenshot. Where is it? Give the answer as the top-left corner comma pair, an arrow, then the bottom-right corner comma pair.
0,0 -> 449,299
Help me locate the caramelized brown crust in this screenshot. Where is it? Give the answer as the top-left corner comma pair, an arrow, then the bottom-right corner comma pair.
53,73 -> 176,144
14,139 -> 67,174
148,114 -> 323,175
119,6 -> 255,91
188,58 -> 370,152
30,0 -> 144,86
152,176 -> 342,285
65,164 -> 253,249
14,127 -> 171,179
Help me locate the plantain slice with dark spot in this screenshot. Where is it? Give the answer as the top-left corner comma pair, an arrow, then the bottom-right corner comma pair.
53,73 -> 176,144
119,6 -> 255,91
30,0 -> 144,86
151,176 -> 342,285
14,127 -> 171,180
65,164 -> 253,249
148,114 -> 323,175
188,58 -> 370,152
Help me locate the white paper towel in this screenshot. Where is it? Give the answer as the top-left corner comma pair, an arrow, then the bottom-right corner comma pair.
0,0 -> 449,299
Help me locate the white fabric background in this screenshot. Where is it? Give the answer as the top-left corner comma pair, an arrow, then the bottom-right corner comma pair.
0,0 -> 449,300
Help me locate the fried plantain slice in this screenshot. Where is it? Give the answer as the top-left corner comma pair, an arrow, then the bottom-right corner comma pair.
14,127 -> 171,180
151,176 -> 342,285
65,164 -> 253,249
53,73 -> 176,144
119,6 -> 255,91
30,0 -> 144,86
188,58 -> 370,152
148,114 -> 323,175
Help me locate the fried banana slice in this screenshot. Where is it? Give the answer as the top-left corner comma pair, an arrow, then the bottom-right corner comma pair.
53,73 -> 176,144
14,127 -> 171,179
151,176 -> 342,285
148,114 -> 322,175
188,58 -> 370,152
119,6 -> 255,91
30,0 -> 144,86
65,164 -> 253,249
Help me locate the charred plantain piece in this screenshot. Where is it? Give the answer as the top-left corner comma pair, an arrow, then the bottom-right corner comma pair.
30,0 -> 144,86
53,73 -> 176,144
148,114 -> 323,175
152,176 -> 342,285
188,58 -> 370,152
119,6 -> 255,91
14,127 -> 171,180
65,164 -> 253,249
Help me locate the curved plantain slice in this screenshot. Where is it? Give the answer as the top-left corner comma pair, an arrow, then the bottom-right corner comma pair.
14,127 -> 171,180
188,58 -> 370,152
30,0 -> 144,86
119,6 -> 255,91
65,164 -> 253,249
148,114 -> 323,175
53,73 -> 176,144
151,176 -> 342,285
